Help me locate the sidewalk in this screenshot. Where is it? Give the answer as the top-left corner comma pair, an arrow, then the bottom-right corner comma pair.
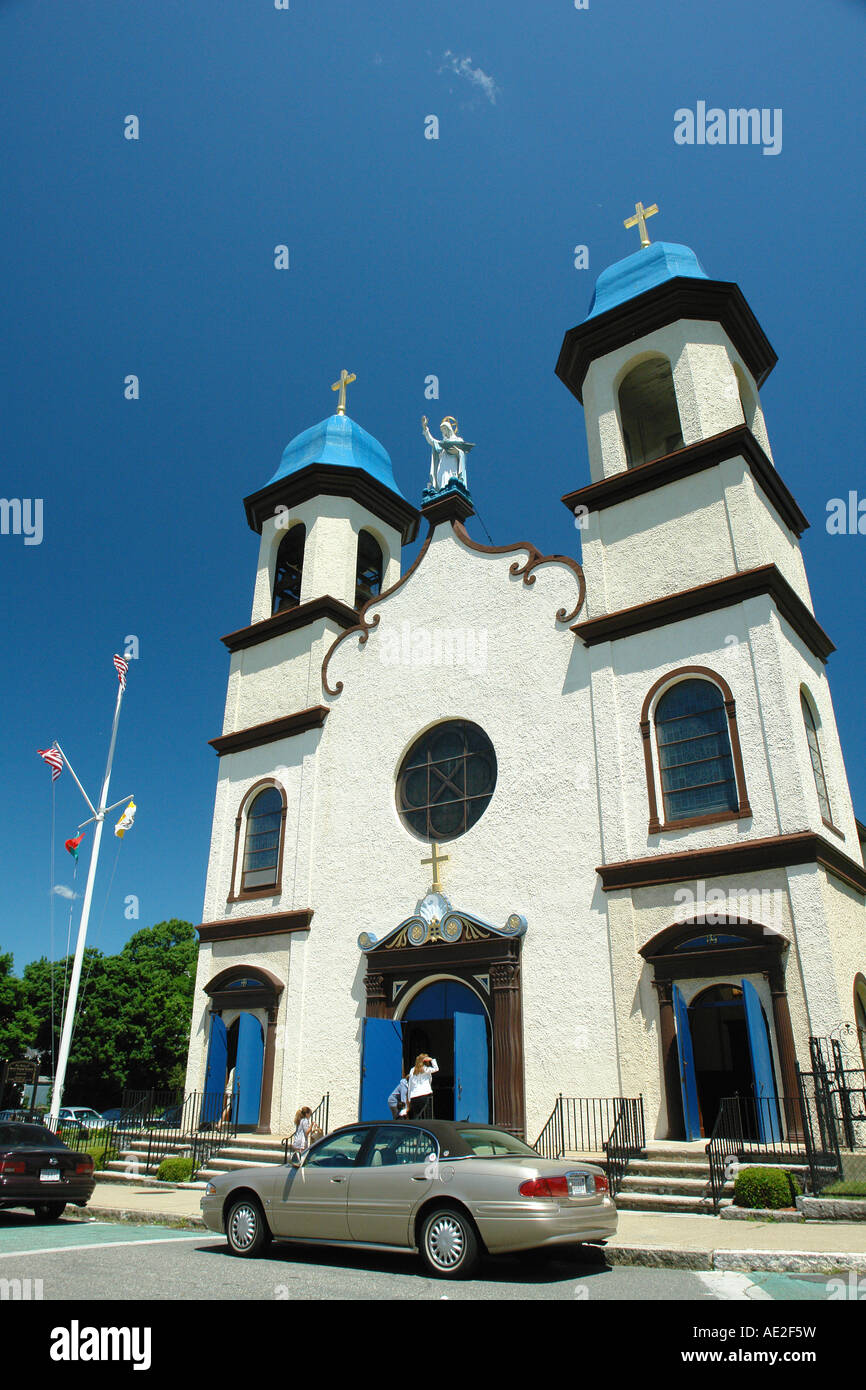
69,1181 -> 866,1275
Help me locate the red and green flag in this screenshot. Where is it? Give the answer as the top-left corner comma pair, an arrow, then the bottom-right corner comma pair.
65,833 -> 85,860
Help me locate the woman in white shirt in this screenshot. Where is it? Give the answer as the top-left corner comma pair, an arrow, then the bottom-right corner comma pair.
406,1054 -> 439,1119
291,1106 -> 313,1153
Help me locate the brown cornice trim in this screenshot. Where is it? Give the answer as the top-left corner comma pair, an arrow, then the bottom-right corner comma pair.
421,488 -> 475,526
561,426 -> 809,538
197,910 -> 314,942
597,831 -> 866,895
555,277 -> 777,403
222,595 -> 359,652
243,464 -> 420,544
572,564 -> 835,662
210,705 -> 329,757
452,521 -> 586,625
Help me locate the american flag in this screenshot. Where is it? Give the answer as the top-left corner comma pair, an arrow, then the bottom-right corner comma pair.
37,746 -> 63,781
113,654 -> 129,691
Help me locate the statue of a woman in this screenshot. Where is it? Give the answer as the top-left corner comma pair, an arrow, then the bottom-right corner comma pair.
422,416 -> 475,492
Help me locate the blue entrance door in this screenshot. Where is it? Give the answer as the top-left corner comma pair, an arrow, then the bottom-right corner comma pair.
742,979 -> 782,1142
235,1012 -> 264,1127
672,984 -> 702,1140
360,1018 -> 404,1120
202,1013 -> 227,1126
454,1012 -> 489,1122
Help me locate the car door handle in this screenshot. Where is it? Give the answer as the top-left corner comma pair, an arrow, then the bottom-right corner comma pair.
329,1177 -> 345,1184
411,1175 -> 429,1181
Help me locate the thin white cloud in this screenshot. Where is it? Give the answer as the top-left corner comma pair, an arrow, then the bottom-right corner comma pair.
52,884 -> 79,900
440,51 -> 500,105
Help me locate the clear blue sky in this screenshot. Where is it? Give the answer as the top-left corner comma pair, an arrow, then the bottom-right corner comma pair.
2,0 -> 863,970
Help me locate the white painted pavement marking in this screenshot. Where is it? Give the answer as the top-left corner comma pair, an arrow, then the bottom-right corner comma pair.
695,1271 -> 774,1301
0,1234 -> 223,1260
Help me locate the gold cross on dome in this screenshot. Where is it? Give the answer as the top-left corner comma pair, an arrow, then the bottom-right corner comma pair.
421,842 -> 450,893
624,200 -> 659,248
331,369 -> 356,416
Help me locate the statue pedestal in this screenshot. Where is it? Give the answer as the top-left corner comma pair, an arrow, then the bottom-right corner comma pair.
421,479 -> 475,526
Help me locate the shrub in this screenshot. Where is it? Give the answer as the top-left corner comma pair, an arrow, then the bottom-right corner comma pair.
156,1156 -> 195,1183
734,1166 -> 802,1210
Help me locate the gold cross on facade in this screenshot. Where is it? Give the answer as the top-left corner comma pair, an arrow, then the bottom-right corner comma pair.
421,842 -> 450,893
624,200 -> 659,248
331,369 -> 356,416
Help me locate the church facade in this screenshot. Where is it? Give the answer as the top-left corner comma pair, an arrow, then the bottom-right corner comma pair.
184,235 -> 866,1145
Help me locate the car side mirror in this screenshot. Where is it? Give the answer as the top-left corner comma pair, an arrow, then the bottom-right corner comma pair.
289,1150 -> 303,1168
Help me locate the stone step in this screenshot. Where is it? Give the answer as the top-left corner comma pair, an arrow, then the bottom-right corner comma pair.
623,1159 -> 711,1179
614,1191 -> 717,1215
618,1174 -> 713,1196
205,1157 -> 287,1173
216,1146 -> 286,1163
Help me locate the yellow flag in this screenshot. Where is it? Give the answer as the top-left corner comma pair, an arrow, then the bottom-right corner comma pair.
115,800 -> 137,839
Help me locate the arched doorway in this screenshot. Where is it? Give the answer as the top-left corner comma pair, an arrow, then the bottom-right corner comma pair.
202,966 -> 283,1132
641,920 -> 796,1142
401,979 -> 491,1121
686,984 -> 778,1137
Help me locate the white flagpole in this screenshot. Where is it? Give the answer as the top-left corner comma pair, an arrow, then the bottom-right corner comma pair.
48,678 -> 126,1128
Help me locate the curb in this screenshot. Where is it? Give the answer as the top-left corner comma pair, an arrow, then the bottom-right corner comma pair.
68,1205 -> 205,1230
604,1244 -> 866,1275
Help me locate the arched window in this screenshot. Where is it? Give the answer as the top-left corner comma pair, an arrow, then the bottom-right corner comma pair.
618,357 -> 684,468
272,524 -> 305,614
241,785 -> 284,891
654,679 -> 738,824
355,530 -> 384,608
800,690 -> 832,824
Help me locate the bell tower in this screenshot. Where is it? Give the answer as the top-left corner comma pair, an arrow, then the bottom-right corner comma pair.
556,206 -> 811,618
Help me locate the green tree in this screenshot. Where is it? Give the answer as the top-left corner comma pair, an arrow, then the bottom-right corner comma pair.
0,952 -> 37,1062
0,922 -> 197,1109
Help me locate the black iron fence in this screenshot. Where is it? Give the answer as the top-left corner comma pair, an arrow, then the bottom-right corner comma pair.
47,1088 -> 240,1179
534,1095 -> 645,1194
706,1059 -> 863,1210
808,1038 -> 866,1154
706,1093 -> 816,1211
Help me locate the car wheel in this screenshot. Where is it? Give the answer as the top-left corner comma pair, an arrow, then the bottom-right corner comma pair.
33,1203 -> 66,1222
419,1206 -> 480,1279
225,1196 -> 270,1257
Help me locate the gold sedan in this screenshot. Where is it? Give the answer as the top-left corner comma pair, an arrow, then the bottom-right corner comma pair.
201,1119 -> 617,1279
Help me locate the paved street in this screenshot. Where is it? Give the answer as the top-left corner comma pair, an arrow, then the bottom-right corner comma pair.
0,1212 -> 849,1302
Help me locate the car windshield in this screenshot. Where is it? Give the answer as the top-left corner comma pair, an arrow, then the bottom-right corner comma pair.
457,1128 -> 540,1158
0,1124 -> 68,1150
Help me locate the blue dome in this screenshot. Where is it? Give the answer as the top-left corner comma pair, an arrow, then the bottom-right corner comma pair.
268,412 -> 406,500
586,242 -> 709,320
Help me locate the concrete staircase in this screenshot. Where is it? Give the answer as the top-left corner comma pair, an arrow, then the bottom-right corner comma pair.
563,1140 -> 812,1214
614,1141 -> 720,1214
100,1132 -> 290,1186
562,1140 -> 723,1213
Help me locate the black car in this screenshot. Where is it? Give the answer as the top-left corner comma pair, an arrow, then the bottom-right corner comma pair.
0,1122 -> 95,1221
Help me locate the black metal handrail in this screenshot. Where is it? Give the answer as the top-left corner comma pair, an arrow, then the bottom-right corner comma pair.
604,1097 -> 646,1196
534,1095 -> 644,1170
